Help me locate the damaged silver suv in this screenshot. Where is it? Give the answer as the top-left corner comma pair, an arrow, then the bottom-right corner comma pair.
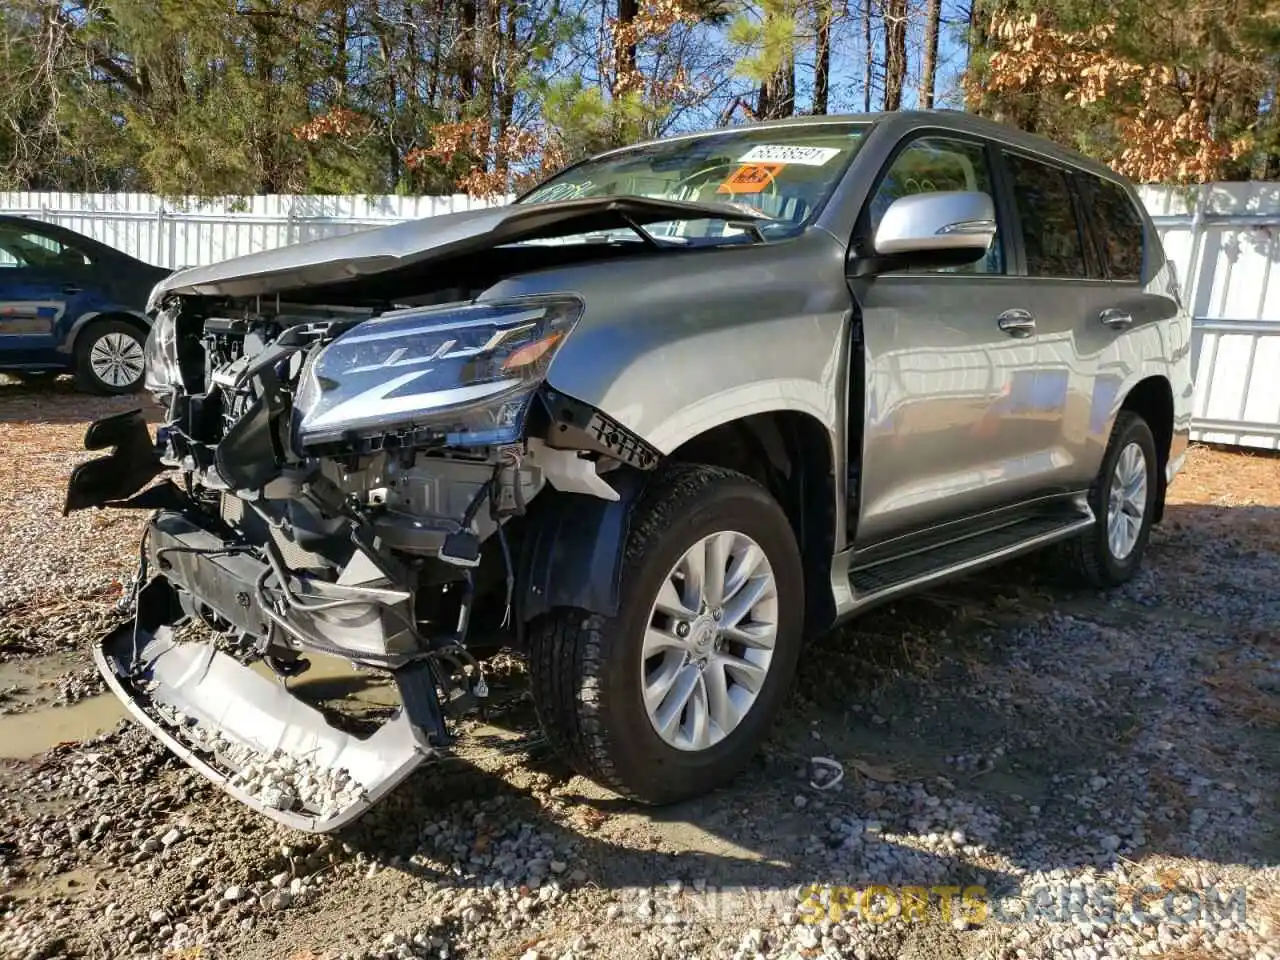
66,111 -> 1192,831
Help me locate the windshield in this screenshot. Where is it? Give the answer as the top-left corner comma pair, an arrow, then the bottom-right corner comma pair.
517,122 -> 868,243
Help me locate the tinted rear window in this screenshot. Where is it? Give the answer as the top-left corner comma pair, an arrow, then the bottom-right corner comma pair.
1005,153 -> 1087,279
1081,176 -> 1145,281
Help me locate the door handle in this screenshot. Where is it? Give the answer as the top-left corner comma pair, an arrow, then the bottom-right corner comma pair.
61,285 -> 82,295
1099,308 -> 1133,330
997,309 -> 1036,337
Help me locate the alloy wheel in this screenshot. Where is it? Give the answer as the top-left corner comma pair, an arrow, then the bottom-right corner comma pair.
89,332 -> 145,388
641,530 -> 778,752
1107,441 -> 1148,560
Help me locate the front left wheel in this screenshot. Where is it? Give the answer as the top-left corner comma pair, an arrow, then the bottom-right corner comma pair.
74,319 -> 146,395
528,464 -> 805,804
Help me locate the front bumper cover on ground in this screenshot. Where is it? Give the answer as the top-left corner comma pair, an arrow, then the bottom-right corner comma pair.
96,576 -> 444,833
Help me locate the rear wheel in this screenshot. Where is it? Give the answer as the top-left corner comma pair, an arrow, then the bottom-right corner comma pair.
528,464 -> 804,803
1066,411 -> 1159,587
74,319 -> 146,395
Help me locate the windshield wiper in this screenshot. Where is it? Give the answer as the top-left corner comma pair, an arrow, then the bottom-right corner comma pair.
618,211 -> 767,247
617,213 -> 669,249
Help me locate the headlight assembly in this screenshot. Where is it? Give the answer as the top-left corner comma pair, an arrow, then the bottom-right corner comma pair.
293,295 -> 583,452
142,304 -> 182,402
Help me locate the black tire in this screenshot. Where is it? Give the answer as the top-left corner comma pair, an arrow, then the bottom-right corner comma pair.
73,319 -> 146,395
1066,410 -> 1159,587
527,464 -> 805,804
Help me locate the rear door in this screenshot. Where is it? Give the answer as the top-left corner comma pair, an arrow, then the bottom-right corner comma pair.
0,222 -> 95,364
849,133 -> 1053,546
1072,172 -> 1170,462
997,151 -> 1118,493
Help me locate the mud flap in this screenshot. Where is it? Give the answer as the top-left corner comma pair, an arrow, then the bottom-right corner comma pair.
96,577 -> 441,833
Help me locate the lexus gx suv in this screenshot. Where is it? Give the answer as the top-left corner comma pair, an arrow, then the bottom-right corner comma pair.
66,111 -> 1192,831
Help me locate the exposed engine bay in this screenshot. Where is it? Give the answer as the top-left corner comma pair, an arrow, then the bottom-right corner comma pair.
66,287 -> 660,830
61,194 -> 773,830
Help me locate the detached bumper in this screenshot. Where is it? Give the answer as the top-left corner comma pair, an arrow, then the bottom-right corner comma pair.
96,577 -> 444,833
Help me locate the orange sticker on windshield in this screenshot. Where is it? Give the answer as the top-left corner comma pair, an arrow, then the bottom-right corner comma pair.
717,163 -> 784,194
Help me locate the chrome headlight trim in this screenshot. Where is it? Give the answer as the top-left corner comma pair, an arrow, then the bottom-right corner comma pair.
292,295 -> 584,451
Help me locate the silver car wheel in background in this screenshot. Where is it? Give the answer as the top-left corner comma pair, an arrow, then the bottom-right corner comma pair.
89,332 -> 145,388
1107,441 -> 1148,560
641,530 -> 778,752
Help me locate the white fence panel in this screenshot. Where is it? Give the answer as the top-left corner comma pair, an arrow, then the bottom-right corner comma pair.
0,192 -> 504,271
4,185 -> 1280,449
1140,184 -> 1280,450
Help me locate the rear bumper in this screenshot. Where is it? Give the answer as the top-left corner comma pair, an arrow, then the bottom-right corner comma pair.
96,575 -> 446,833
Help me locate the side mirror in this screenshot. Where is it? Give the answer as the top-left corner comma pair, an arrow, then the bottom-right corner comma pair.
857,191 -> 997,275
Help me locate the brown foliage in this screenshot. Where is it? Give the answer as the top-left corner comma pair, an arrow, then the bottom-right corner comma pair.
973,14 -> 1253,183
609,0 -> 699,97
405,120 -> 568,198
291,108 -> 370,143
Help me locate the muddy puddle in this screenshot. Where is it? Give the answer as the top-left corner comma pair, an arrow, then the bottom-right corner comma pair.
0,648 -> 403,759
0,654 -> 125,759
0,694 -> 126,759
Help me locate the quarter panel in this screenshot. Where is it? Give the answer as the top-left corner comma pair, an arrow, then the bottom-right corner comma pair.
1093,262 -> 1192,462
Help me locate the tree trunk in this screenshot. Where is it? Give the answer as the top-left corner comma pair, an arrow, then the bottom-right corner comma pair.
882,0 -> 907,111
615,0 -> 638,94
920,0 -> 940,108
756,57 -> 796,119
814,1 -> 831,115
458,0 -> 478,103
862,0 -> 874,112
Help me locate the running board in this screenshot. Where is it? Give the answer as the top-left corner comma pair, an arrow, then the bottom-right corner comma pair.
845,508 -> 1095,611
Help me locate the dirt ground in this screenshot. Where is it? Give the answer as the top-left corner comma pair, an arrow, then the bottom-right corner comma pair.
1,375 -> 1277,960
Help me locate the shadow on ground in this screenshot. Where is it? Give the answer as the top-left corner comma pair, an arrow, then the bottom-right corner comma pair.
323,500 -> 1279,921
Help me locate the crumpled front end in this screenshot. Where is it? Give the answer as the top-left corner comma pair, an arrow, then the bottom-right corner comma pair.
66,287 -> 657,832
97,577 -> 439,832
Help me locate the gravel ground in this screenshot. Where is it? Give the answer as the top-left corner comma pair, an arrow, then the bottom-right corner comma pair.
1,375 -> 1277,960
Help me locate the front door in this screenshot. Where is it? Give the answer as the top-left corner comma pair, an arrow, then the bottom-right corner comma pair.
847,133 -> 1061,547
0,222 -> 93,365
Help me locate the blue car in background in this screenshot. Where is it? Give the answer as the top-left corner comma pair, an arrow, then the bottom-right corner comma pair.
0,214 -> 169,394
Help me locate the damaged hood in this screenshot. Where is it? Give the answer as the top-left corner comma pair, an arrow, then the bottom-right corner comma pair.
146,195 -> 771,309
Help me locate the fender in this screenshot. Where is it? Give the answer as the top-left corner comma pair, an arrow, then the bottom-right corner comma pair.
60,308 -> 151,354
517,468 -> 646,625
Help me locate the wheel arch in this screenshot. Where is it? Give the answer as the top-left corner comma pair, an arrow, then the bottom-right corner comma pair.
516,409 -> 839,640
1118,374 -> 1174,522
66,309 -> 151,353
666,411 -> 838,637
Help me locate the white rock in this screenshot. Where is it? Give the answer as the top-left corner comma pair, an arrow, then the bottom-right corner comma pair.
223,885 -> 244,902
160,828 -> 182,847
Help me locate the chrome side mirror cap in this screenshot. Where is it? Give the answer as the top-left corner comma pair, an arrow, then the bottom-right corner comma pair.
873,191 -> 997,258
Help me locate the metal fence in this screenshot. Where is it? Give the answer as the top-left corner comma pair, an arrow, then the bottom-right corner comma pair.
3,185 -> 1279,450
1139,184 -> 1280,450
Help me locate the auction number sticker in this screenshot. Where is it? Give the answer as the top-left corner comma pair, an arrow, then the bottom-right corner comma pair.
717,163 -> 784,194
738,144 -> 841,166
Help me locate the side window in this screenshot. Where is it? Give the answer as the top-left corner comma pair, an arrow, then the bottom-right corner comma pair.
0,225 -> 91,270
1005,154 -> 1087,278
0,226 -> 33,269
867,136 -> 1004,275
1080,176 -> 1145,281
